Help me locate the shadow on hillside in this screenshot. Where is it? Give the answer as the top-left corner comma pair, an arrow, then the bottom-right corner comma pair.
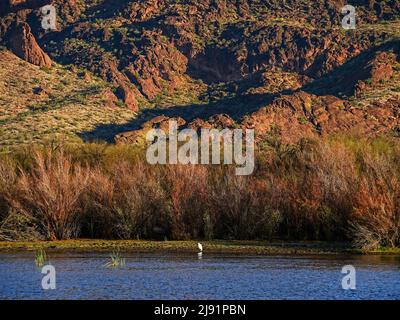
78,91 -> 279,143
75,36 -> 400,143
302,39 -> 400,97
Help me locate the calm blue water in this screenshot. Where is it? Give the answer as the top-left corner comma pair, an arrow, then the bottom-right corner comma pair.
0,252 -> 399,300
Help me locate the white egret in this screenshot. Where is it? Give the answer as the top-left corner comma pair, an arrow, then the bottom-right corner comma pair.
198,243 -> 203,252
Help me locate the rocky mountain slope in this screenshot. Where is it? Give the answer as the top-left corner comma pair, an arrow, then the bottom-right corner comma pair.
0,0 -> 400,145
0,49 -> 137,146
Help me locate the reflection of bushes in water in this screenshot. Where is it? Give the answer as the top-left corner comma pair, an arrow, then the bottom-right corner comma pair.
0,136 -> 399,250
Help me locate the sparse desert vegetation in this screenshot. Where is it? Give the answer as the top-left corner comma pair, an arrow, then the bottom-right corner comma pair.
0,51 -> 137,146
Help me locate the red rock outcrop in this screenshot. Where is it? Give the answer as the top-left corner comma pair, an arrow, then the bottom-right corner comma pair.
102,88 -> 119,109
123,0 -> 161,22
355,52 -> 397,96
8,22 -> 52,67
0,0 -> 51,15
242,91 -> 400,144
116,85 -> 139,112
115,115 -> 187,145
124,32 -> 188,99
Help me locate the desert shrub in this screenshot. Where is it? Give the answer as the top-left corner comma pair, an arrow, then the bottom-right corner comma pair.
167,165 -> 210,239
83,161 -> 171,239
65,142 -> 108,166
7,151 -> 90,240
350,152 -> 400,250
0,158 -> 16,219
80,167 -> 116,238
262,139 -> 357,240
111,162 -> 171,240
0,209 -> 42,241
0,160 -> 39,241
209,169 -> 282,240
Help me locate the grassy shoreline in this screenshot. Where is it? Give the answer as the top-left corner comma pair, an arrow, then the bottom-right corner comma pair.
0,240 -> 399,255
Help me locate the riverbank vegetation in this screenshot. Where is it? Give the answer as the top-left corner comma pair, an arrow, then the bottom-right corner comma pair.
1,239 -> 399,255
0,135 -> 399,251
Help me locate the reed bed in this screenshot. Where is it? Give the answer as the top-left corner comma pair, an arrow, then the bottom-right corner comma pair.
0,135 -> 399,250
